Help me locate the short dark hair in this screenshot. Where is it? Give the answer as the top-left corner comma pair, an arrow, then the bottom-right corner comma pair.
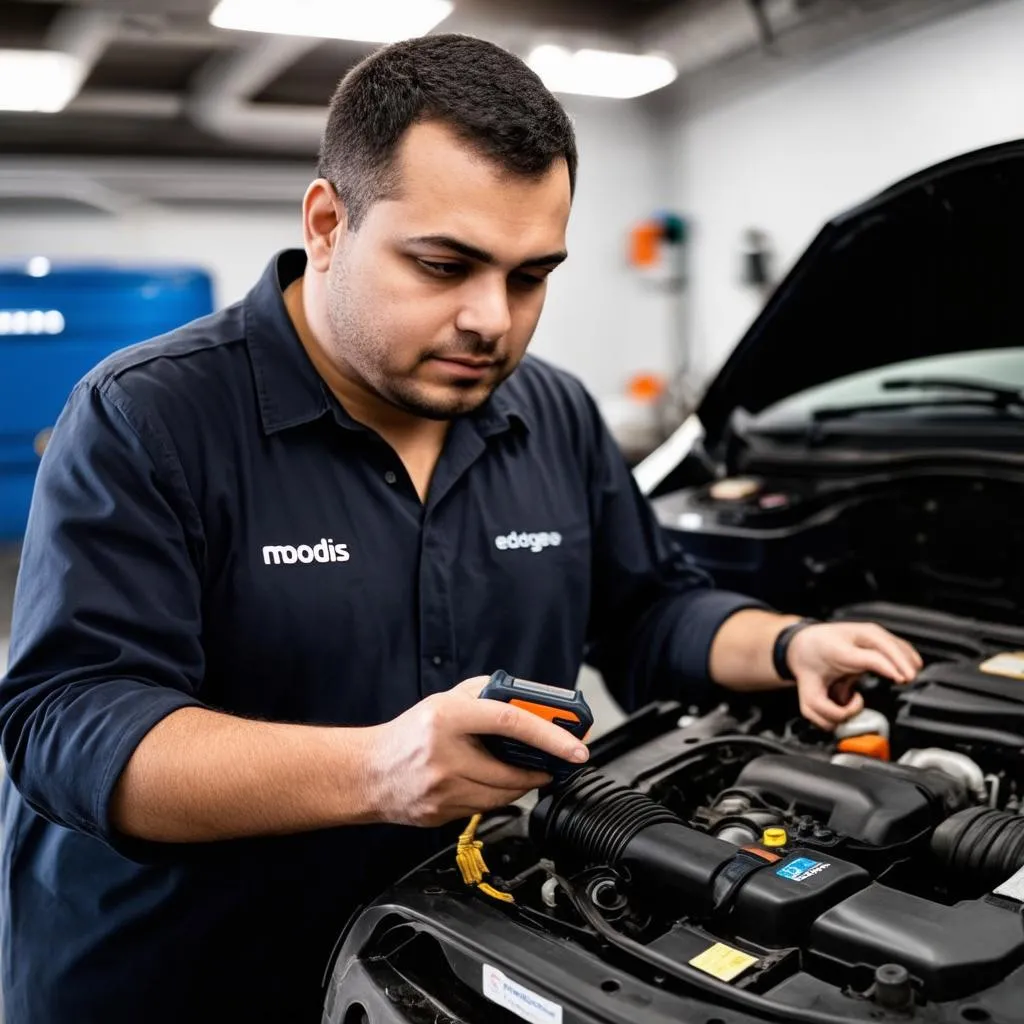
317,34 -> 578,228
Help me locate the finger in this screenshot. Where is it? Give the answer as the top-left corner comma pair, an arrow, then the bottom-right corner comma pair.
451,787 -> 540,819
840,643 -> 907,684
462,699 -> 589,764
828,681 -> 866,718
464,744 -> 553,790
800,675 -> 860,731
800,699 -> 834,732
453,676 -> 493,698
829,676 -> 860,707
873,633 -> 919,681
854,626 -> 918,681
838,690 -> 866,720
896,635 -> 925,672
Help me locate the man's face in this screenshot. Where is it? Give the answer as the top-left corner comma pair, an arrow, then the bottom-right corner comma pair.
322,121 -> 572,419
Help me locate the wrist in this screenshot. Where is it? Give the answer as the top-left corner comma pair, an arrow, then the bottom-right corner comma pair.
772,617 -> 820,681
329,724 -> 390,826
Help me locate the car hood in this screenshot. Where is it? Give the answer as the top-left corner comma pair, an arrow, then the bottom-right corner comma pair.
697,139 -> 1024,448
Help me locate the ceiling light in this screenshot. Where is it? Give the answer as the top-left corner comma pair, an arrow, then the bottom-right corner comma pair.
209,0 -> 454,44
527,45 -> 678,100
0,50 -> 85,113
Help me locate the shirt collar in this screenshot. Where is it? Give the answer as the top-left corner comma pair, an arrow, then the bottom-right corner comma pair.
244,248 -> 530,438
245,249 -> 331,435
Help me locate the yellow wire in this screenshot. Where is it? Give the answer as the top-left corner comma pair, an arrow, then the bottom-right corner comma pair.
455,814 -> 514,903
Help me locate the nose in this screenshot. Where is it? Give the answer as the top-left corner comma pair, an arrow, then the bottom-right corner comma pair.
454,274 -> 512,343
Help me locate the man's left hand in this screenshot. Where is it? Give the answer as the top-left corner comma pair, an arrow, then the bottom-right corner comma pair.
787,621 -> 923,731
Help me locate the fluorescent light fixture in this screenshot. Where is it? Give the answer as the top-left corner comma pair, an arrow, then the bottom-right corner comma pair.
0,50 -> 85,113
527,45 -> 678,100
209,0 -> 454,43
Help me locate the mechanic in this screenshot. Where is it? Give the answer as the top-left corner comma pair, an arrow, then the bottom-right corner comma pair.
0,33 -> 922,1024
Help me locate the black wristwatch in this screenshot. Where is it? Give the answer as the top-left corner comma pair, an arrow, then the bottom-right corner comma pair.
772,618 -> 821,681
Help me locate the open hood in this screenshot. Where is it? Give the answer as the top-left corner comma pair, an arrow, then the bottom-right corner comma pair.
698,139 -> 1024,447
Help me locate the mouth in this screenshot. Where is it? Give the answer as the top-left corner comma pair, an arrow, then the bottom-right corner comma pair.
427,356 -> 499,380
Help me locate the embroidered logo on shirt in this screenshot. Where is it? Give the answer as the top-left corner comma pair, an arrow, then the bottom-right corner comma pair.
262,539 -> 350,565
493,531 -> 562,554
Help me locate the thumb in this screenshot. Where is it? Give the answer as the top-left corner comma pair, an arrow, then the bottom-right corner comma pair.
829,676 -> 863,709
453,676 -> 493,699
833,689 -> 866,722
799,673 -> 864,731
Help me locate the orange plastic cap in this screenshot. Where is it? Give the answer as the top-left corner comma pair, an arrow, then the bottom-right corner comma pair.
837,734 -> 891,761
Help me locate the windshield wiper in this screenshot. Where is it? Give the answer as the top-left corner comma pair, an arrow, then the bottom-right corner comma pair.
881,375 -> 1024,408
811,397 -> 1024,422
810,376 -> 1024,422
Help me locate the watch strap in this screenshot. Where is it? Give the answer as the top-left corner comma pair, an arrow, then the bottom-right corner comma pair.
772,618 -> 821,681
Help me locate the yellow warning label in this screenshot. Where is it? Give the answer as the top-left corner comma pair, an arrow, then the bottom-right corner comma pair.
979,652 -> 1024,680
689,942 -> 759,982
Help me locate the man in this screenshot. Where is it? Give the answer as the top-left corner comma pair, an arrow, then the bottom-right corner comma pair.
0,34 -> 920,1024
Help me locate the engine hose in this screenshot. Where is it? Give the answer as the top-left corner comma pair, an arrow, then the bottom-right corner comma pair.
532,768 -> 745,911
532,769 -> 682,863
932,807 -> 1024,889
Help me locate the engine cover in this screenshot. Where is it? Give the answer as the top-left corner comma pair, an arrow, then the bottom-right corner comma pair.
734,753 -> 952,845
811,885 -> 1024,1000
896,658 -> 1024,760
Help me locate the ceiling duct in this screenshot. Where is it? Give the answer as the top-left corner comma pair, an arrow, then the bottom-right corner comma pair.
185,34 -> 329,152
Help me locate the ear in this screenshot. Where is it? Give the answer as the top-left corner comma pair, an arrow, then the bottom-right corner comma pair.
302,179 -> 348,272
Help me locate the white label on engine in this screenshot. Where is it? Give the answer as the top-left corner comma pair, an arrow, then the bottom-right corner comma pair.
979,652 -> 1024,680
994,864 -> 1024,902
482,964 -> 563,1024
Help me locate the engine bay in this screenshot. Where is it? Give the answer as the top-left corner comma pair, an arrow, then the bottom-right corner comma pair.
327,604 -> 1024,1024
650,467 -> 1024,626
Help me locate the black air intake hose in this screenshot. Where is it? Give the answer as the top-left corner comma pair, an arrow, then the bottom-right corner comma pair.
932,807 -> 1024,889
530,769 -> 738,912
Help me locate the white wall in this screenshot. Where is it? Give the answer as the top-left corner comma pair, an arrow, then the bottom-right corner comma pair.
0,205 -> 302,314
0,97 -> 672,401
529,96 -> 675,396
668,0 -> 1024,384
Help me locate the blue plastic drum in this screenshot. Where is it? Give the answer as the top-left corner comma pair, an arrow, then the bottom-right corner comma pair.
0,260 -> 214,541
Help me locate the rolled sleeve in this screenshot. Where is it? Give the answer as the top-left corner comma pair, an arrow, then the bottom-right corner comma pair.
0,377 -> 206,852
582,399 -> 765,711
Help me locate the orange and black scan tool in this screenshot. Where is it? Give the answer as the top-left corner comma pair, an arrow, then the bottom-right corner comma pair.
479,669 -> 593,778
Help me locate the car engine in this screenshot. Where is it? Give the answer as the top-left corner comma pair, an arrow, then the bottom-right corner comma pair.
325,606 -> 1024,1024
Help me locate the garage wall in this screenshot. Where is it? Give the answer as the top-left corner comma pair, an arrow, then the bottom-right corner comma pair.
0,97 -> 672,401
667,0 -> 1024,385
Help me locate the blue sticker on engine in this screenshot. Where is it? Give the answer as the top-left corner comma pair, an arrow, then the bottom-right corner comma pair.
777,857 -> 831,882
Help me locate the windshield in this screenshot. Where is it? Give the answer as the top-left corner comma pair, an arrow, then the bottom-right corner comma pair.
751,348 -> 1024,429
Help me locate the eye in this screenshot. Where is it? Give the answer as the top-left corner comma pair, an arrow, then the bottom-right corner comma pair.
417,259 -> 465,278
511,271 -> 548,288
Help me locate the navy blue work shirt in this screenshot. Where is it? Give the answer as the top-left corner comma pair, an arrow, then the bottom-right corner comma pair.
0,250 -> 759,1023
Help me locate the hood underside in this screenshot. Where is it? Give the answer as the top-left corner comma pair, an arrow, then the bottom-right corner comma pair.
698,139 -> 1024,446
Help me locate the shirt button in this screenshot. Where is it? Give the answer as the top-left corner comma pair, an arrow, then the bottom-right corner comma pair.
384,471 -> 397,485
431,655 -> 443,666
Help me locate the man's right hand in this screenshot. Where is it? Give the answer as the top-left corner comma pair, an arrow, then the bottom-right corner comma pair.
365,676 -> 590,827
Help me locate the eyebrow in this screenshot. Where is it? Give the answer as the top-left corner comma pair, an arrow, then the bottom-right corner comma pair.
407,235 -> 568,269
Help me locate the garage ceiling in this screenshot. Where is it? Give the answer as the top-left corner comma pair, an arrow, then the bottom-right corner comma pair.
0,0 -> 993,165
0,0 -> 696,160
